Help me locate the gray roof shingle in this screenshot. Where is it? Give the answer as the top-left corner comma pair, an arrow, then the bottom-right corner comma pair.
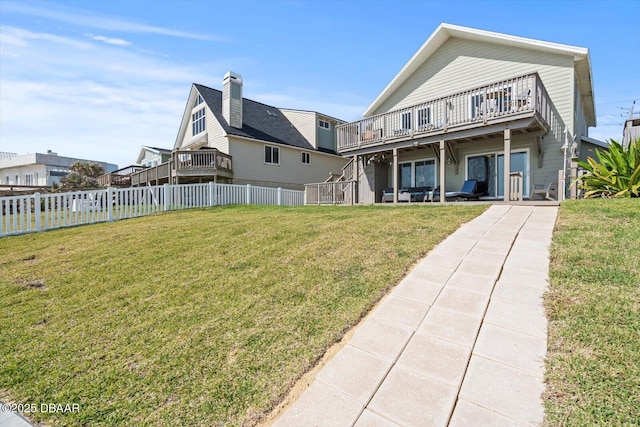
194,84 -> 336,154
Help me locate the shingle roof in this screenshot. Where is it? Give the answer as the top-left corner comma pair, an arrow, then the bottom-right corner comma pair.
194,84 -> 328,152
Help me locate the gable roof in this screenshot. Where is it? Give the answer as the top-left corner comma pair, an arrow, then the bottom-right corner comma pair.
136,145 -> 172,164
193,84 -> 327,152
363,23 -> 596,126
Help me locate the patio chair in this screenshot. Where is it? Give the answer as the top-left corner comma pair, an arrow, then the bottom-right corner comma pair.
514,88 -> 532,111
431,179 -> 488,202
530,173 -> 558,200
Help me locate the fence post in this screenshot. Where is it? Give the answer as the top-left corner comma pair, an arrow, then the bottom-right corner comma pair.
164,184 -> 170,211
277,188 -> 282,206
34,193 -> 41,231
209,181 -> 215,207
246,184 -> 251,204
107,187 -> 114,222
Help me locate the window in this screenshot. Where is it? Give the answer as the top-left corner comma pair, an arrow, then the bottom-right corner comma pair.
265,146 -> 279,164
399,163 -> 412,189
192,108 -> 206,135
401,112 -> 412,130
398,159 -> 436,189
4,176 -> 9,185
193,94 -> 204,108
318,119 -> 330,129
301,152 -> 310,164
417,108 -> 431,129
25,174 -> 34,186
15,175 -> 19,185
415,160 -> 435,188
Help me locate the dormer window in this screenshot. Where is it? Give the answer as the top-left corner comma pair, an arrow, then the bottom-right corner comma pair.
193,94 -> 204,108
192,108 -> 206,135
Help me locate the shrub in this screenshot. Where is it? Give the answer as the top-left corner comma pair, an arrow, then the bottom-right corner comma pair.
576,138 -> 640,198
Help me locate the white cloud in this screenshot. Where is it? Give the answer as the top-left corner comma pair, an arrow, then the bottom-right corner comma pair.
0,26 -> 91,49
0,23 -> 234,167
1,1 -> 223,41
89,34 -> 132,47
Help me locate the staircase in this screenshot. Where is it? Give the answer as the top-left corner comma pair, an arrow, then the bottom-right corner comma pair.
305,158 -> 358,205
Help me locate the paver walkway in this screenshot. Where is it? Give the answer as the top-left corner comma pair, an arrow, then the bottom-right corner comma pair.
273,205 -> 558,426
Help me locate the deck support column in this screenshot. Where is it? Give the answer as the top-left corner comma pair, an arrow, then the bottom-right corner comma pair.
503,128 -> 511,202
439,139 -> 446,204
392,147 -> 398,204
353,154 -> 358,205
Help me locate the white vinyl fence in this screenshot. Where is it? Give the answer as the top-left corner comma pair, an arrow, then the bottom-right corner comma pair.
1,183 -> 304,237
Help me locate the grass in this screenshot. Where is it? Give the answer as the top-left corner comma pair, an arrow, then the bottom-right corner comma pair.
0,204 -> 485,426
545,199 -> 640,425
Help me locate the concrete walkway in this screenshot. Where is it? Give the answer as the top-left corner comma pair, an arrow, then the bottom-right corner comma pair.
0,403 -> 34,427
274,205 -> 558,426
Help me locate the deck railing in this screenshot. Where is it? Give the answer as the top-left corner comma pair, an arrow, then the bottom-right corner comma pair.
337,73 -> 551,151
130,149 -> 233,186
304,181 -> 356,205
1,183 -> 303,237
97,165 -> 147,187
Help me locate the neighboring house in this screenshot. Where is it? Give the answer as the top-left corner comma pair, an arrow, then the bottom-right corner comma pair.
137,146 -> 172,167
131,72 -> 349,190
326,23 -> 598,203
623,118 -> 640,148
0,150 -> 117,187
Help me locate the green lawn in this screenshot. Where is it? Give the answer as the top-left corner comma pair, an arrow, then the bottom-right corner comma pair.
545,199 -> 640,425
0,204 -> 485,426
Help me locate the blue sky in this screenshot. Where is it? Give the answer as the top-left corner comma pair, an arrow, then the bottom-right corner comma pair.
1,0 -> 638,168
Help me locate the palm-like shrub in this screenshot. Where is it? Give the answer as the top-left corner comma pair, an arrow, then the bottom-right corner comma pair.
577,138 -> 640,198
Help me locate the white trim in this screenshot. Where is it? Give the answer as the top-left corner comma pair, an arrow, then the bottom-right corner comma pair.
301,152 -> 311,165
264,145 -> 280,165
318,119 -> 331,130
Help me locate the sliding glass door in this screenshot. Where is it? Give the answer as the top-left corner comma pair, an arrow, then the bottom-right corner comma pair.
467,151 -> 528,197
467,154 -> 497,197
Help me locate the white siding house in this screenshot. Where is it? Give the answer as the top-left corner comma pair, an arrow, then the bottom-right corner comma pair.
0,150 -> 117,187
331,23 -> 598,203
136,146 -> 172,167
132,72 -> 348,190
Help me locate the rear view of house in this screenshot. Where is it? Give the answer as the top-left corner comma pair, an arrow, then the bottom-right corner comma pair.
321,23 -> 598,203
131,72 -> 349,190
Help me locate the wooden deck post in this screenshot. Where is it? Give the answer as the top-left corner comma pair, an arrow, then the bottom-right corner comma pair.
504,128 -> 511,202
392,148 -> 398,204
439,139 -> 446,204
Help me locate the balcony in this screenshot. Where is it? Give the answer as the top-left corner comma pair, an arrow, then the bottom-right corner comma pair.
131,149 -> 232,186
337,73 -> 551,153
97,165 -> 146,187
